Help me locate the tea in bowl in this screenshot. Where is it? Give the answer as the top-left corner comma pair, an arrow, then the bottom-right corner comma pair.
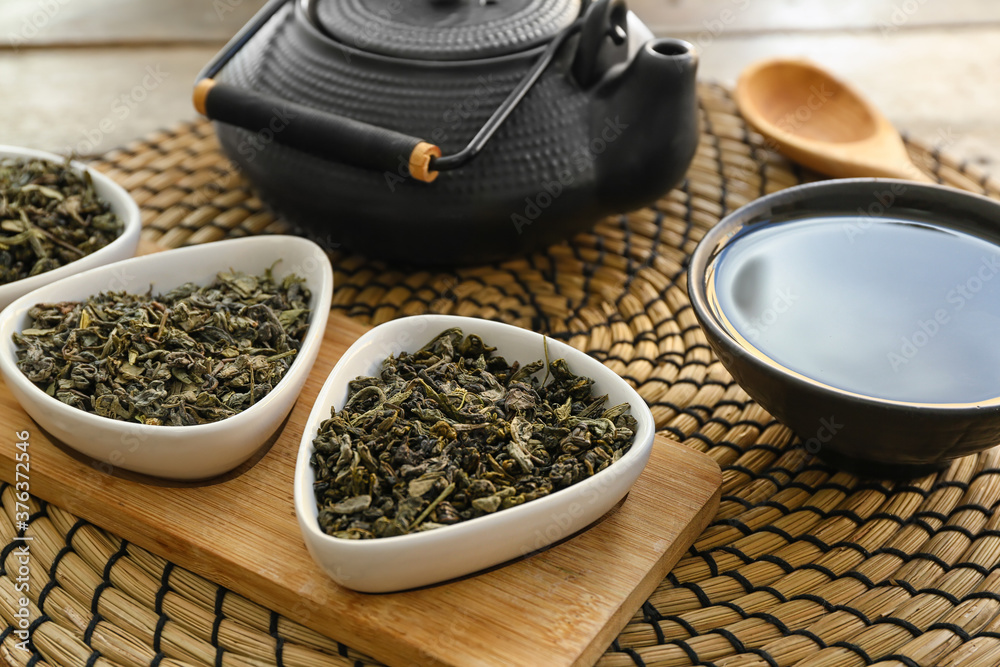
294,314 -> 655,592
0,236 -> 332,480
0,146 -> 141,310
688,179 -> 1000,477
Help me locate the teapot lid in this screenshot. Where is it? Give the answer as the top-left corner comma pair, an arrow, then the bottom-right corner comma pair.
313,0 -> 582,61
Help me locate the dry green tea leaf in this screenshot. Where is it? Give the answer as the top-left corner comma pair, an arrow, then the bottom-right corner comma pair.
311,328 -> 637,539
12,267 -> 310,425
0,157 -> 122,284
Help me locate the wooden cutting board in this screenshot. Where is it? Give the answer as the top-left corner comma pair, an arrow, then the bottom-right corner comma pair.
0,251 -> 722,666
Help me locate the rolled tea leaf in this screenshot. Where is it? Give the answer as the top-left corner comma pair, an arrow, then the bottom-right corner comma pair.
0,157 -> 122,284
12,268 -> 311,426
311,328 -> 637,540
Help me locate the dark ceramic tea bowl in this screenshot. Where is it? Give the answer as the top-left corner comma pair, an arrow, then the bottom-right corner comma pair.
688,178 -> 1000,478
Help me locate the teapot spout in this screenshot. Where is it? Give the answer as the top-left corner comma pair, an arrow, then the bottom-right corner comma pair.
593,38 -> 699,211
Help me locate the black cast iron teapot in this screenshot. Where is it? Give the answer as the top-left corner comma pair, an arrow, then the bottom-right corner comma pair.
195,0 -> 699,264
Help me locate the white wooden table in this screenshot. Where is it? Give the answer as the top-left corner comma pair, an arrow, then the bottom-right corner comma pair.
3,0 -> 998,165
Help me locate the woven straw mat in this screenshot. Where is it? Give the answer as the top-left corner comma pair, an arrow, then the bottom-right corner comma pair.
4,82 -> 1000,667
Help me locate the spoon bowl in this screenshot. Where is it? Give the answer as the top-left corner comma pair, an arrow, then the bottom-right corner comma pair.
736,59 -> 932,182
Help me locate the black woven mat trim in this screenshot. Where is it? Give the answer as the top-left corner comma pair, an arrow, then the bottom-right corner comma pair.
952,561 -> 990,576
874,546 -> 910,560
953,503 -> 995,518
17,507 -> 46,540
966,591 -> 1000,602
153,614 -> 168,654
758,586 -> 788,603
714,546 -> 754,565
274,635 -> 286,667
977,529 -> 1000,539
85,649 -> 101,667
155,561 -> 174,616
744,647 -> 780,667
877,617 -> 922,637
721,570 -> 754,594
698,550 -> 719,576
27,614 -> 49,653
934,480 -> 970,492
710,628 -> 746,654
211,586 -> 227,646
721,467 -> 785,488
37,579 -> 58,614
790,628 -> 827,649
749,611 -> 792,635
660,425 -> 687,442
641,602 -> 667,644
91,582 -> 112,617
269,610 -> 286,667
793,594 -> 834,611
150,652 -> 165,667
880,656 -> 921,667
909,551 -> 953,570
915,587 -> 960,605
831,541 -> 872,558
676,582 -> 712,607
621,646 -> 647,667
911,518 -> 939,534
971,468 -> 1000,482
915,510 -> 949,523
0,539 -> 22,576
659,612 -> 697,639
670,637 -> 701,665
928,622 -> 973,642
102,539 -> 129,582
49,518 -> 86,580
939,525 -> 978,540
715,600 -> 747,618
798,563 -> 837,580
714,518 -> 753,536
830,641 -> 874,665
843,570 -> 877,589
832,604 -> 873,626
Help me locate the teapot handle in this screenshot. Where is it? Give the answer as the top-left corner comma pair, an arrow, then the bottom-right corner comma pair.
194,79 -> 441,182
195,0 -> 581,184
571,0 -> 629,89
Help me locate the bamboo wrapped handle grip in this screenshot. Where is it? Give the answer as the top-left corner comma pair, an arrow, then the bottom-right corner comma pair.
193,79 -> 440,183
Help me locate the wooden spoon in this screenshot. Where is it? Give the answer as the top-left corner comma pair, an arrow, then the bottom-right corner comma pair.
735,58 -> 933,182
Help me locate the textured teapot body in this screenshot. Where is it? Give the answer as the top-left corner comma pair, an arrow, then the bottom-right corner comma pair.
212,1 -> 698,263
